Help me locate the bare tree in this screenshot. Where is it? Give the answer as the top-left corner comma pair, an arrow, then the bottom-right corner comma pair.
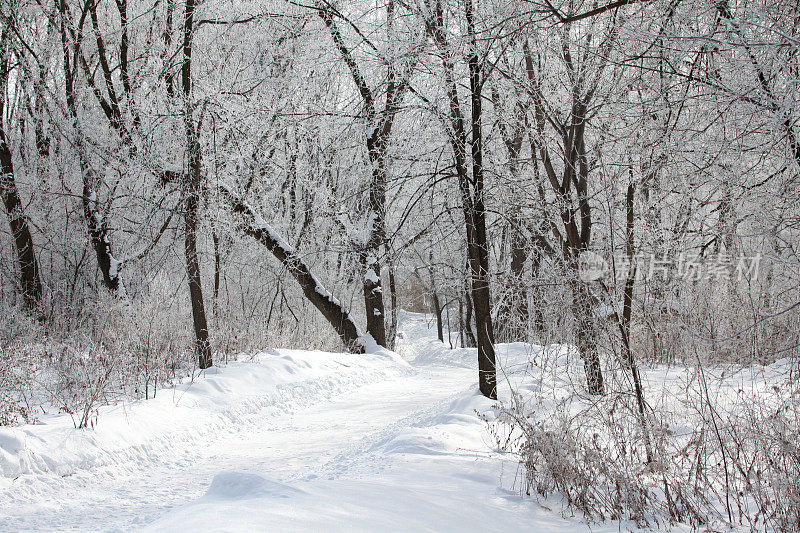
180,0 -> 212,369
58,0 -> 125,297
317,1 -> 415,348
0,29 -> 42,311
520,23 -> 615,394
424,0 -> 497,399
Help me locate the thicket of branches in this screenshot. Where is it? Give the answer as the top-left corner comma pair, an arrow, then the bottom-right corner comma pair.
0,0 -> 798,528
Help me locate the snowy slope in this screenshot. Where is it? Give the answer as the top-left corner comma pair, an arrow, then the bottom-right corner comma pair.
0,312 -> 665,532
0,349 -> 410,481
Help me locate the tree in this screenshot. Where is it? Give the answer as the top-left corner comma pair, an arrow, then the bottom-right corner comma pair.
180,0 -> 212,369
316,1 -> 415,348
0,28 -> 42,311
519,21 -> 615,394
423,0 -> 497,399
58,0 -> 126,297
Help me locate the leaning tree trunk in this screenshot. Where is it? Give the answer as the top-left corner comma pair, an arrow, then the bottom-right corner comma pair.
218,186 -> 364,352
318,7 -> 393,348
0,85 -> 42,311
182,0 -> 212,369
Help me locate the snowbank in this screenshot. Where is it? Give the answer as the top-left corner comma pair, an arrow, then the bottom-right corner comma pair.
1,311 -> 707,531
0,348 -> 410,482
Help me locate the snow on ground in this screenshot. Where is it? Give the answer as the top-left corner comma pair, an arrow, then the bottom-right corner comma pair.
1,312 -> 666,532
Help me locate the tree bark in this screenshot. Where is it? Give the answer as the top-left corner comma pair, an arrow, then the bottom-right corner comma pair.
387,250 -> 399,349
427,0 -> 497,398
432,291 -> 444,342
571,277 -> 604,395
218,186 -> 364,352
182,0 -> 212,369
0,48 -> 42,310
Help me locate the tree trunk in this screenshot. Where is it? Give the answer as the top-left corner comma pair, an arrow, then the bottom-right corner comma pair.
387,250 -> 398,349
0,65 -> 42,310
213,231 -> 221,311
318,7 -> 402,349
59,0 -> 124,297
427,0 -> 496,397
458,297 -> 466,348
182,0 -> 212,369
362,123 -> 389,349
620,182 -> 652,463
432,292 -> 444,342
218,186 -> 364,352
464,0 -> 497,399
463,262 -> 477,348
571,277 -> 604,395
361,244 -> 387,347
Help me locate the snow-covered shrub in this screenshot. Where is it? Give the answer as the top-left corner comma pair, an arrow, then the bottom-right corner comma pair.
491,336 -> 800,531
0,287 -> 193,427
489,386 -> 708,528
706,377 -> 800,532
0,258 -> 354,428
0,306 -> 43,425
0,363 -> 33,426
47,339 -> 117,429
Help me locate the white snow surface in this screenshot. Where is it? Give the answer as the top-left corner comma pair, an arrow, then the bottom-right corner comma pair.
0,313 -> 663,532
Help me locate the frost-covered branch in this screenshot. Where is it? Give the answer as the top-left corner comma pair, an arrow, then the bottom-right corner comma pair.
218,185 -> 365,353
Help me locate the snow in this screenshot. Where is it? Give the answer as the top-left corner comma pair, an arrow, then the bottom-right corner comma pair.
336,212 -> 377,246
364,267 -> 380,284
0,349 -> 405,482
336,213 -> 365,244
0,312 -> 685,531
252,211 -> 292,253
314,283 -> 344,308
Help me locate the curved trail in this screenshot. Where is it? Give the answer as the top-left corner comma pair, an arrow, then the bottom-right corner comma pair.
1,315 -> 619,533
1,363 -> 474,531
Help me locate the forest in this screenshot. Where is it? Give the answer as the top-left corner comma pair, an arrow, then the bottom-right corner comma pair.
0,0 -> 799,530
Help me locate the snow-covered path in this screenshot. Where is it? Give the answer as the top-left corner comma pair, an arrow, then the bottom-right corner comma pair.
0,314 -> 629,532
2,366 -> 475,530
